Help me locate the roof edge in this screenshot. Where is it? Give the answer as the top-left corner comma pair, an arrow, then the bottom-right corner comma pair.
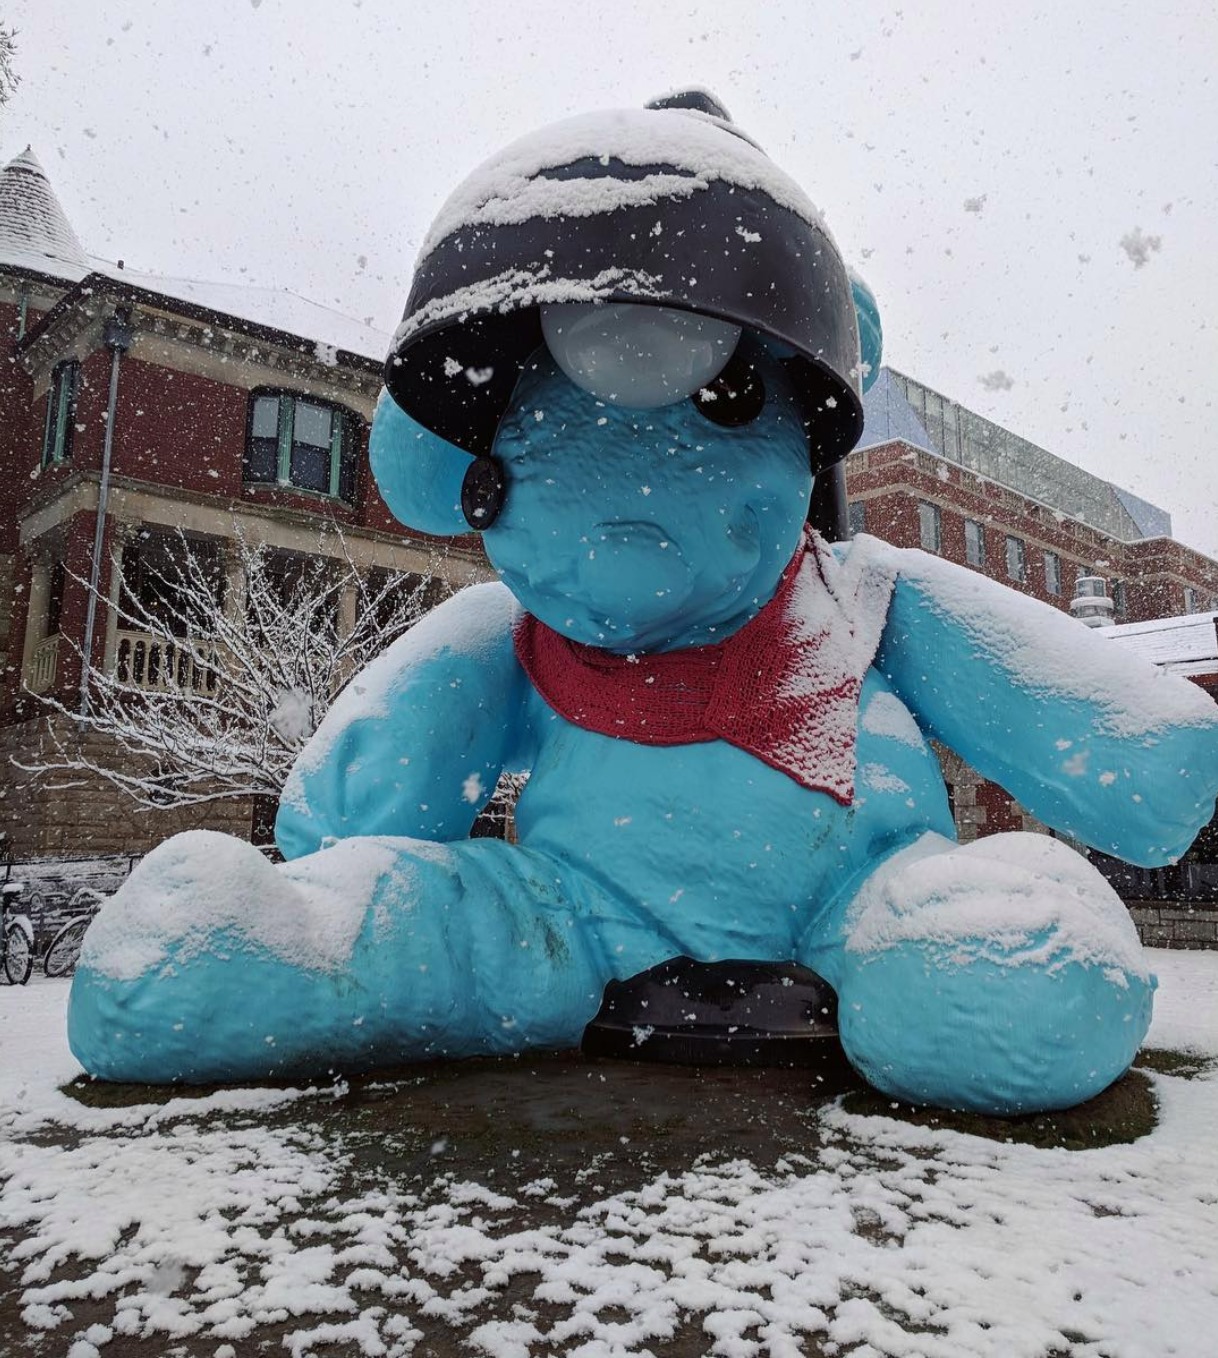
18,270 -> 382,376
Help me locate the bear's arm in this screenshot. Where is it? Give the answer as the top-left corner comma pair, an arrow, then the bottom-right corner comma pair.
275,582 -> 532,859
868,543 -> 1218,866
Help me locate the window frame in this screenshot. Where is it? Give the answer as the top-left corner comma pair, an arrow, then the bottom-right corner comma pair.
917,500 -> 942,554
41,359 -> 80,467
243,388 -> 359,502
1005,535 -> 1026,583
964,518 -> 986,569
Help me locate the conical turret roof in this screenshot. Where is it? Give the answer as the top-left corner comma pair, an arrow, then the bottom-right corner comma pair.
0,147 -> 89,283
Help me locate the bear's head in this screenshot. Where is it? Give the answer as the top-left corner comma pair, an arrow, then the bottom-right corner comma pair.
370,92 -> 880,654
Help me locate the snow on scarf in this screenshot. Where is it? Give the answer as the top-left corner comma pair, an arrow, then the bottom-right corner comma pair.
514,531 -> 896,804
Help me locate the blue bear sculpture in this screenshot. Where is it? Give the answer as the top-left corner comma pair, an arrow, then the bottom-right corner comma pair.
69,94 -> 1218,1114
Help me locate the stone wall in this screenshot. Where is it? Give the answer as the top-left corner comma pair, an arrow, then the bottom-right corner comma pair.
1127,902 -> 1218,950
0,713 -> 252,859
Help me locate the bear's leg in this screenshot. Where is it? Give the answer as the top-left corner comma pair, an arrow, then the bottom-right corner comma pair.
69,830 -> 672,1084
798,831 -> 1155,1115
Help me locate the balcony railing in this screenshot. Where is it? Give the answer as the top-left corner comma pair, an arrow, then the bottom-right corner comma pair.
25,635 -> 60,694
114,630 -> 221,694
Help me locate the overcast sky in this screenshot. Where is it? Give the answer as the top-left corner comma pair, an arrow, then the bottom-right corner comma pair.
6,0 -> 1217,558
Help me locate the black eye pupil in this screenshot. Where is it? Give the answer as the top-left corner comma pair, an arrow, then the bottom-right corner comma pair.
692,351 -> 766,427
460,456 -> 506,530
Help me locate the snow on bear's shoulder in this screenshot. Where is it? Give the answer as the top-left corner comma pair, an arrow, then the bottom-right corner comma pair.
852,534 -> 1218,738
860,690 -> 926,749
292,582 -> 519,782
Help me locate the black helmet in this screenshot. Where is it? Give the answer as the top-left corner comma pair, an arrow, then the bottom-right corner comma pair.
385,90 -> 864,471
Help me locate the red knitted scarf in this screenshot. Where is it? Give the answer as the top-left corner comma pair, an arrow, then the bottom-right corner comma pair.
513,532 -> 895,804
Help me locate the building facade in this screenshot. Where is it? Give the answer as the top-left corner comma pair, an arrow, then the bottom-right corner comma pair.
846,369 -> 1218,850
0,149 -> 491,858
848,369 -> 1218,627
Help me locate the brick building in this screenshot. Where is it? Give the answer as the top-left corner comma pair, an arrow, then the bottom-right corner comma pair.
2,147 -> 1215,871
0,148 -> 490,858
849,368 -> 1218,626
846,369 -> 1218,849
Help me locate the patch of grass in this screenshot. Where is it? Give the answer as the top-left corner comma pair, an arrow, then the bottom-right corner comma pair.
1134,1047 -> 1216,1080
840,1068 -> 1158,1150
62,1075 -> 208,1108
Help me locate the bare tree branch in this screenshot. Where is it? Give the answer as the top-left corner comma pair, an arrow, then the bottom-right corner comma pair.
0,25 -> 19,108
17,525 -> 442,812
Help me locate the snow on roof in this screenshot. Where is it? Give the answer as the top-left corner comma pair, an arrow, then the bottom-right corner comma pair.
0,147 -> 89,283
1098,611 -> 1218,677
85,260 -> 393,365
0,146 -> 391,365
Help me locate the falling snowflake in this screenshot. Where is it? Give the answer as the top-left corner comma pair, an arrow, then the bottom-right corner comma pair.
1119,227 -> 1162,269
978,370 -> 1014,392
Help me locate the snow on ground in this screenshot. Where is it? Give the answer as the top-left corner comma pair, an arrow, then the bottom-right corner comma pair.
0,952 -> 1216,1357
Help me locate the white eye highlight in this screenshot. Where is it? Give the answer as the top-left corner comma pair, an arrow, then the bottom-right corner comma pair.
540,302 -> 741,409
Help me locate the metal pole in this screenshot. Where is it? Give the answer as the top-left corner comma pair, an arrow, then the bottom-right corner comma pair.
78,311 -> 133,717
808,460 -> 849,543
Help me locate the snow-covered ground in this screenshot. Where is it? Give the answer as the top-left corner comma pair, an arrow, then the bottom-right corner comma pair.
0,951 -> 1216,1357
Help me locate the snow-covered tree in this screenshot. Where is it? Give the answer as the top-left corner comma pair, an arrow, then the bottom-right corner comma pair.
0,24 -> 18,108
20,528 -> 444,812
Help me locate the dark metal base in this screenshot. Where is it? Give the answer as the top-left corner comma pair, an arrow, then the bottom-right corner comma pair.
581,956 -> 849,1070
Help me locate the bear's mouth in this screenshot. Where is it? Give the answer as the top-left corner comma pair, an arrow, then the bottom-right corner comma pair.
495,507 -> 772,651
573,510 -> 767,649
577,521 -> 696,623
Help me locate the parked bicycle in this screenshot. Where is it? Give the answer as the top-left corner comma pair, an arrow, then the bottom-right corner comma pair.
43,887 -> 104,979
1,876 -> 33,985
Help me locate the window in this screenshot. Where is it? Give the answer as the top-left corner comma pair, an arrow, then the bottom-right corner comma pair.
1044,550 -> 1061,596
45,560 -> 66,638
1184,585 -> 1198,614
847,501 -> 866,538
918,501 -> 941,553
964,519 -> 985,568
1005,535 -> 1025,583
244,391 -> 358,501
1111,579 -> 1127,619
258,550 -> 339,638
41,360 -> 80,466
120,530 -> 224,638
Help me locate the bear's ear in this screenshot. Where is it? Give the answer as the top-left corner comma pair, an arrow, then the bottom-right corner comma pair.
369,389 -> 472,536
849,271 -> 883,395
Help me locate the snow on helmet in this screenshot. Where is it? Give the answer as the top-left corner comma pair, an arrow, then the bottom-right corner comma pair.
384,90 -> 864,471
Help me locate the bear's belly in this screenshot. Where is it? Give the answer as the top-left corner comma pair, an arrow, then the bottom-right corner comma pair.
515,671 -> 954,957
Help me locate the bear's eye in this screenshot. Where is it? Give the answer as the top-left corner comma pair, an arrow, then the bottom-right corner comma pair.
692,350 -> 765,428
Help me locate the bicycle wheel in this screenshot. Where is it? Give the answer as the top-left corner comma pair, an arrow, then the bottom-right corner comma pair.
43,917 -> 90,979
4,921 -> 33,986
